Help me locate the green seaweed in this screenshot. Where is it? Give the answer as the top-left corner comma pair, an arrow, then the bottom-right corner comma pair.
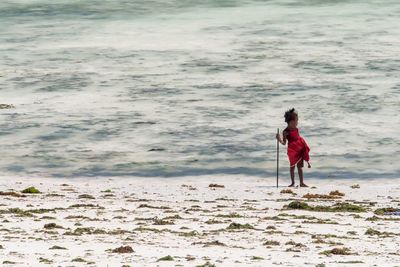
312,238 -> 343,245
44,223 -> 63,229
28,208 -> 63,214
64,227 -> 106,236
366,215 -> 400,221
205,219 -> 224,224
78,194 -> 95,199
287,201 -> 310,210
285,241 -> 306,248
179,230 -> 198,237
374,207 -> 398,215
263,240 -> 280,246
157,255 -> 174,261
365,228 -> 395,237
49,245 -> 67,250
226,222 -> 254,230
133,227 -> 168,233
6,208 -> 34,217
69,204 -> 104,209
196,262 -> 216,267
302,219 -> 338,224
285,201 -> 366,212
209,184 -> 225,188
137,204 -> 171,209
0,191 -> 24,197
329,202 -> 364,212
0,104 -> 15,109
21,187 -> 40,194
41,216 -> 56,220
320,247 -> 353,256
153,218 -> 174,225
39,257 -> 52,264
215,213 -> 243,218
162,214 -> 182,220
3,261 -> 16,264
263,216 -> 287,221
71,257 -> 86,262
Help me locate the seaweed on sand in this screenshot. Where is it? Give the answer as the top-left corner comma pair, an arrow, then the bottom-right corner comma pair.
263,240 -> 280,246
157,255 -> 174,261
365,228 -> 396,237
21,187 -> 41,194
226,222 -> 254,230
285,201 -> 366,212
374,207 -> 399,215
320,247 -> 354,256
111,246 -> 134,253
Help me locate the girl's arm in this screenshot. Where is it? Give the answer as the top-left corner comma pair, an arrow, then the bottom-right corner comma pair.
281,130 -> 287,145
276,130 -> 287,145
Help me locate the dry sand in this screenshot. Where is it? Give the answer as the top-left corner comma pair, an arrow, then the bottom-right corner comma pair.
1,175 -> 400,267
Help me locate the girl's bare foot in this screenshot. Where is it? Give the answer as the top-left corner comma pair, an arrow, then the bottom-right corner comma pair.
288,183 -> 295,187
300,183 -> 308,187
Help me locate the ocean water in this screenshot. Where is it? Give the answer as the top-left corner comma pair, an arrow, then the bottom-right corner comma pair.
0,0 -> 399,179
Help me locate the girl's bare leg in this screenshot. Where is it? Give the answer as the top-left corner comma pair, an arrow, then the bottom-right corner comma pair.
289,166 -> 295,187
297,161 -> 308,187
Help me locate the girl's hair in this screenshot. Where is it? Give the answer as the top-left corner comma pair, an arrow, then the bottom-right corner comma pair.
284,108 -> 297,123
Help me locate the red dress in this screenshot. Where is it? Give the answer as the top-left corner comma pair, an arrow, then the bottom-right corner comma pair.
284,127 -> 310,167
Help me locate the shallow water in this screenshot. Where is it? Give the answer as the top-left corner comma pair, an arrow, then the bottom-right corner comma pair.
0,0 -> 399,179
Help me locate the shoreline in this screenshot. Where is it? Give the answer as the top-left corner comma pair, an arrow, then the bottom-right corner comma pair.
1,176 -> 399,266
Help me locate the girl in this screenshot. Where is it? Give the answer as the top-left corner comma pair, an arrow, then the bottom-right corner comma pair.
276,108 -> 311,187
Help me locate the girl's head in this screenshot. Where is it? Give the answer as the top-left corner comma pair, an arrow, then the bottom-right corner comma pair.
284,108 -> 298,127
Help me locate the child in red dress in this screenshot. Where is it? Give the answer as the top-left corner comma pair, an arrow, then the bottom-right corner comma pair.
276,108 -> 311,187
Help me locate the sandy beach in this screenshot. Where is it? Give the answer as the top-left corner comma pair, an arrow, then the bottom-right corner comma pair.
1,176 -> 399,267
1,0 -> 399,266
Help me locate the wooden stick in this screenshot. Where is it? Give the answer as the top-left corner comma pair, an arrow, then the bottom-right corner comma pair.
277,128 -> 279,188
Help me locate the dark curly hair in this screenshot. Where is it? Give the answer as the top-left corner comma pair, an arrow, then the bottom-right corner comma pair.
284,108 -> 298,123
